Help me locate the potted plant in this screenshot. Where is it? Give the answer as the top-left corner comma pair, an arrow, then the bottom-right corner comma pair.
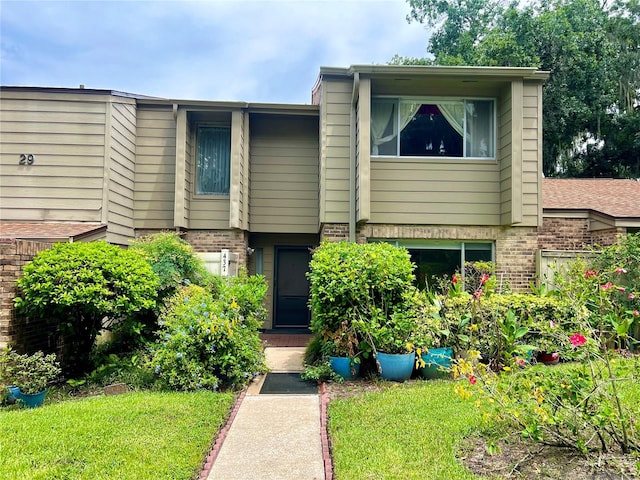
321,320 -> 361,380
12,351 -> 61,408
413,293 -> 455,379
0,347 -> 19,404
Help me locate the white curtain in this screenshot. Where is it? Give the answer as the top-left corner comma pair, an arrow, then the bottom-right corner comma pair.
399,102 -> 422,133
371,102 -> 397,155
436,102 -> 464,136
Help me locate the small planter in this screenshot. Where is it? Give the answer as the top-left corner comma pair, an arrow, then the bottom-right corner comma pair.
15,389 -> 47,408
537,352 -> 560,365
376,351 -> 415,382
6,385 -> 20,402
420,347 -> 453,379
328,356 -> 360,380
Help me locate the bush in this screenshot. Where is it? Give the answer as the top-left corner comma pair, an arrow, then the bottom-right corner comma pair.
149,273 -> 268,391
14,241 -> 158,376
308,241 -> 416,359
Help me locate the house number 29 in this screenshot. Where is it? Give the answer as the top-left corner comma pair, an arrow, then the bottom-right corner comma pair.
19,154 -> 35,165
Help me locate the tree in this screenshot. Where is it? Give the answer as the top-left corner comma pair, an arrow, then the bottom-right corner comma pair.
404,0 -> 640,177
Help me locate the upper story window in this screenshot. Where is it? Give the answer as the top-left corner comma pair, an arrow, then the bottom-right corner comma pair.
196,126 -> 231,195
371,98 -> 495,159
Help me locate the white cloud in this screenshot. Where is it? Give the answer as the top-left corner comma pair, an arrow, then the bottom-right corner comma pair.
0,0 -> 429,102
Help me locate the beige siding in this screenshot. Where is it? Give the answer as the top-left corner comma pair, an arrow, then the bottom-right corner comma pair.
174,109 -> 189,229
319,78 -> 351,223
370,160 -> 501,225
185,119 -> 193,226
249,114 -> 319,233
0,91 -> 107,222
522,82 -> 542,227
229,111 -> 243,229
107,100 -> 137,244
356,78 -> 371,223
499,84 -> 514,224
134,106 -> 175,228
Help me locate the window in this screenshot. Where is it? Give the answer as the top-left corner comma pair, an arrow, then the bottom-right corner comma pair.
196,126 -> 231,195
371,98 -> 495,159
377,240 -> 494,290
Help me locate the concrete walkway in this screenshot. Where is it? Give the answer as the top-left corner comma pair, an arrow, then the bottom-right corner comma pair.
205,347 -> 326,480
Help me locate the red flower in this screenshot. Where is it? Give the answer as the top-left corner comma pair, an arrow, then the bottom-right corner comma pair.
480,273 -> 490,285
570,333 -> 587,347
617,287 -> 626,293
515,358 -> 526,367
452,274 -> 459,284
615,268 -> 628,274
469,375 -> 477,385
585,270 -> 598,279
600,282 -> 614,291
473,289 -> 483,300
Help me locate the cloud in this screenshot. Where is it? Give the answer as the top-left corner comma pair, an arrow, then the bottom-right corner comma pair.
0,0 -> 429,102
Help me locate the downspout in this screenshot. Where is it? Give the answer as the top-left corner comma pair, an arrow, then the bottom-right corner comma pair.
349,72 -> 360,242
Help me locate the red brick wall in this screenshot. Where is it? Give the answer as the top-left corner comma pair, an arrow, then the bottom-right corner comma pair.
0,239 -> 56,352
184,230 -> 249,268
591,228 -> 625,247
538,218 -> 591,250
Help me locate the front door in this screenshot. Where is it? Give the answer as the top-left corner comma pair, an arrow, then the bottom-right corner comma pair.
274,246 -> 311,328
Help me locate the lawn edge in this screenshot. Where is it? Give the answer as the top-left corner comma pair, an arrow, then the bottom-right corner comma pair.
198,389 -> 246,480
320,381 -> 334,480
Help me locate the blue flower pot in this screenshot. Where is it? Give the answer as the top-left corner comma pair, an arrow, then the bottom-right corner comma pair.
16,389 -> 47,408
420,347 -> 453,379
6,385 -> 20,402
329,356 -> 360,380
376,351 -> 415,382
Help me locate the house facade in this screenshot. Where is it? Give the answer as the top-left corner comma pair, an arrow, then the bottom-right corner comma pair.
0,65 -> 549,330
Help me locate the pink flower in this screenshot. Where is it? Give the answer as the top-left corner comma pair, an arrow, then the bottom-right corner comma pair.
452,274 -> 459,284
633,310 -> 639,317
617,287 -> 626,293
473,289 -> 483,300
480,273 -> 490,285
516,358 -> 526,367
469,375 -> 477,385
550,320 -> 557,328
615,268 -> 628,274
628,293 -> 635,300
600,282 -> 614,291
570,333 -> 587,347
585,270 -> 598,279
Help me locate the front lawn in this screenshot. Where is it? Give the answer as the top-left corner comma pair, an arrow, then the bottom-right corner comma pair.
0,391 -> 234,480
329,380 -> 484,480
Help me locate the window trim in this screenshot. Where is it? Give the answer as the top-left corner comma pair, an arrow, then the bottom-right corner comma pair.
194,124 -> 231,197
371,96 -> 497,160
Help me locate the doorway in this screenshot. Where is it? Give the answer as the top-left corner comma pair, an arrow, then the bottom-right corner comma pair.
273,246 -> 312,329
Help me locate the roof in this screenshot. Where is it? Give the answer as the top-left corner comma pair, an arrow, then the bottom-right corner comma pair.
0,222 -> 107,241
543,178 -> 640,218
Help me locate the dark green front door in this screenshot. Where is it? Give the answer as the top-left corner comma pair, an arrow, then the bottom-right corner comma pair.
274,246 -> 311,328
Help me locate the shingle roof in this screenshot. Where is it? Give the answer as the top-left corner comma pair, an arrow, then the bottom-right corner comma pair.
0,222 -> 106,240
543,178 -> 640,218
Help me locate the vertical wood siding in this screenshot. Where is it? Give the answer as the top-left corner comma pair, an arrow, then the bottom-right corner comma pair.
134,106 -> 175,228
499,84 -> 514,224
0,92 -> 107,222
319,79 -> 351,224
522,82 -> 541,226
249,114 -> 319,233
107,100 -> 137,244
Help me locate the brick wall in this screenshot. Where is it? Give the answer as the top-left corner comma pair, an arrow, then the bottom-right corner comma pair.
184,230 -> 249,268
538,218 -> 591,250
319,223 -> 350,242
0,239 -> 56,352
591,228 -> 625,247
494,226 -> 539,291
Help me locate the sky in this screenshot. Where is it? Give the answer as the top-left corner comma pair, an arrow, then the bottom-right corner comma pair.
0,0 -> 431,104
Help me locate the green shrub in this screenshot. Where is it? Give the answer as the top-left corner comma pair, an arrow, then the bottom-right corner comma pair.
149,273 -> 268,391
14,241 -> 158,376
130,232 -> 213,303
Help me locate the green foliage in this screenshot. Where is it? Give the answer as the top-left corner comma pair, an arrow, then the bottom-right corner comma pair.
88,349 -> 155,390
404,0 -> 640,177
149,274 -> 268,391
308,241 -> 418,364
7,350 -> 61,395
130,232 -> 212,304
14,241 -> 158,376
301,361 -> 344,384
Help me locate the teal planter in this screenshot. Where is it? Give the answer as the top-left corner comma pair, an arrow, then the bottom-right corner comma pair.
376,351 -> 415,382
420,347 -> 453,379
328,356 -> 360,380
16,389 -> 47,408
7,385 -> 20,402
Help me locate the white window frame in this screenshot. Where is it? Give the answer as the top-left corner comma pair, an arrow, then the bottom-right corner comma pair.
371,96 -> 497,160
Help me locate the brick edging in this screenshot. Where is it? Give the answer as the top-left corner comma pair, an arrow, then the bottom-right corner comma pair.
198,389 -> 247,480
319,382 -> 333,480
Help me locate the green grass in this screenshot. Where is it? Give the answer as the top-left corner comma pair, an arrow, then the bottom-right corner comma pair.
0,391 -> 234,480
329,380 -> 486,480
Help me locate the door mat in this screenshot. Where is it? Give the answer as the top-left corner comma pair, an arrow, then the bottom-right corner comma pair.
259,373 -> 318,395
